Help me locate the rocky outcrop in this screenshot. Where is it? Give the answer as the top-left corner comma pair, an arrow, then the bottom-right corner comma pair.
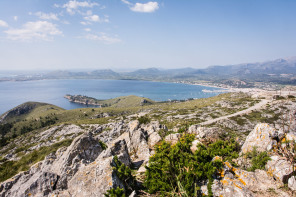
59,139 -> 131,197
0,133 -> 104,197
266,156 -> 294,184
3,118 -> 296,197
241,123 -> 276,154
202,159 -> 290,197
165,133 -> 181,145
64,94 -> 101,106
188,125 -> 221,141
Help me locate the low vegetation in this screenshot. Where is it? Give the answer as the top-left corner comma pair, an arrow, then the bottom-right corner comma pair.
0,139 -> 72,182
105,155 -> 136,197
245,147 -> 270,172
144,134 -> 240,196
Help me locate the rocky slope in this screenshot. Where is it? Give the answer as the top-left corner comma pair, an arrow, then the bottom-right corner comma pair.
1,92 -> 296,196
1,120 -> 296,196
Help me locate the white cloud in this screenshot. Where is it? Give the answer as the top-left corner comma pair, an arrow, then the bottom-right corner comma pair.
84,28 -> 91,32
35,12 -> 59,21
131,2 -> 159,13
13,16 -> 18,21
82,14 -> 109,25
86,10 -> 93,16
62,0 -> 99,14
5,21 -> 62,41
121,0 -> 132,6
84,32 -> 121,44
80,21 -> 89,25
83,14 -> 109,23
84,15 -> 100,22
0,20 -> 8,27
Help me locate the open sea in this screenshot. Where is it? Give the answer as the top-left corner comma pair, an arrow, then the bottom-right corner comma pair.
0,79 -> 224,115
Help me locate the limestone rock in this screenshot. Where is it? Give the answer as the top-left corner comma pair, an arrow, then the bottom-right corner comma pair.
286,132 -> 296,142
266,155 -> 293,183
241,123 -> 276,154
212,178 -> 254,197
206,161 -> 288,197
129,129 -> 150,163
61,139 -> 131,197
188,126 -> 221,141
129,120 -> 139,133
0,169 -> 59,197
148,132 -> 162,148
190,139 -> 201,152
165,133 -> 181,145
129,190 -> 137,197
96,122 -> 126,145
288,176 -> 296,191
0,133 -> 104,197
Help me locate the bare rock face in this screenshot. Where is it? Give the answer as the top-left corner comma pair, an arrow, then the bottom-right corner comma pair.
190,139 -> 201,152
142,121 -> 160,135
165,133 -> 181,145
128,120 -> 139,133
148,132 -> 162,148
129,129 -> 150,165
38,124 -> 84,142
211,179 -> 254,197
288,176 -> 296,191
96,122 -> 126,145
266,155 -> 293,184
0,133 -> 104,197
51,132 -> 104,189
188,125 -> 221,141
241,123 -> 276,154
203,158 -> 291,197
286,132 -> 296,142
60,139 -> 131,197
0,170 -> 59,197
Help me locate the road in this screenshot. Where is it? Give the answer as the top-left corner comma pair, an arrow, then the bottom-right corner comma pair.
200,99 -> 270,126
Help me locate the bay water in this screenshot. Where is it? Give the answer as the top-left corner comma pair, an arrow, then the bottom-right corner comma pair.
0,79 -> 224,115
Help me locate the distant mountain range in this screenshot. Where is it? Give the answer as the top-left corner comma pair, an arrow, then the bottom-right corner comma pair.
1,57 -> 296,87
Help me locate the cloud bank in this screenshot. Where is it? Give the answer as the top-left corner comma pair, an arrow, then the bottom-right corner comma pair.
131,2 -> 159,13
5,21 -> 62,41
0,20 -> 8,27
121,1 -> 159,13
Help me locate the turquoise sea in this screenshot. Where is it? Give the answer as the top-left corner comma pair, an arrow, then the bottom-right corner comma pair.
0,79 -> 224,114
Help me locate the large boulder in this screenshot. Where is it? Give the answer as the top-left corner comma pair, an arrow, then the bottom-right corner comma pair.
266,155 -> 293,184
288,176 -> 296,191
204,158 -> 290,197
188,125 -> 221,141
241,123 -> 276,154
165,133 -> 181,145
96,122 -> 126,145
0,133 -> 104,197
129,129 -> 150,164
128,120 -> 139,133
59,139 -> 131,197
0,170 -> 59,197
148,132 -> 162,148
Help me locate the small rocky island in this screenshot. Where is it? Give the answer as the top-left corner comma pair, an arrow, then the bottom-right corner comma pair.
64,94 -> 102,107
64,94 -> 155,108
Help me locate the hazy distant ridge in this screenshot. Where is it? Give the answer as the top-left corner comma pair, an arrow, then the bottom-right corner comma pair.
2,57 -> 296,86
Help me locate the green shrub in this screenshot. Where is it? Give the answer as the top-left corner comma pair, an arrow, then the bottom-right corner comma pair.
144,134 -> 239,196
246,147 -> 270,172
137,116 -> 150,125
106,155 -> 136,196
104,187 -> 125,197
99,140 -> 108,150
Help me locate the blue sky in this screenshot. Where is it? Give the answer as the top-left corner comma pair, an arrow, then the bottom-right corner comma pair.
0,0 -> 295,70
